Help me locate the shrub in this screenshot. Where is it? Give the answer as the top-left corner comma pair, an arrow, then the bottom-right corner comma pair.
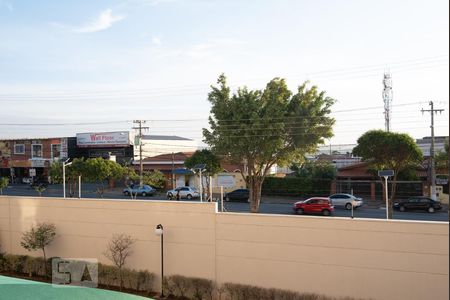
262,177 -> 333,197
103,233 -> 135,291
20,222 -> 56,277
191,278 -> 215,300
164,275 -> 215,300
97,263 -> 154,294
222,283 -> 363,300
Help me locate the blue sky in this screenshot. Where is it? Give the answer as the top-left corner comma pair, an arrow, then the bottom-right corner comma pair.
0,0 -> 448,147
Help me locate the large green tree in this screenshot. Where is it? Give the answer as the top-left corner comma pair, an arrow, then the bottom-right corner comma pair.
353,130 -> 423,218
203,75 -> 335,212
83,158 -> 125,198
184,149 -> 222,200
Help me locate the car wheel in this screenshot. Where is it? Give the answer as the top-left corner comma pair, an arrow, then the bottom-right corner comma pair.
428,206 -> 435,213
399,206 -> 406,212
167,193 -> 173,199
322,209 -> 331,216
124,191 -> 130,196
187,194 -> 192,200
345,203 -> 353,210
296,208 -> 304,215
142,192 -> 147,197
225,196 -> 230,202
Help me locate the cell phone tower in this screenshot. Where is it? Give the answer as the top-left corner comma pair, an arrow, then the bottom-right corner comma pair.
382,72 -> 393,132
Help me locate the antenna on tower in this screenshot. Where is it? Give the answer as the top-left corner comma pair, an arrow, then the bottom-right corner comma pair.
382,72 -> 393,132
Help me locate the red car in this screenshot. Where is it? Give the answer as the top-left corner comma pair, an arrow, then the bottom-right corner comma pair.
293,197 -> 334,216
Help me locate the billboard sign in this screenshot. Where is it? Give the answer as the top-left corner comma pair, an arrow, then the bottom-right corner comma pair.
77,132 -> 130,148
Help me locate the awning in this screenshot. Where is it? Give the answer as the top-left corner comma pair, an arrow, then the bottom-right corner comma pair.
173,168 -> 194,175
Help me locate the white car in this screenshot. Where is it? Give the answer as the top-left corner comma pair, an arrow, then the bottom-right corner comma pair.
329,194 -> 364,210
166,187 -> 200,200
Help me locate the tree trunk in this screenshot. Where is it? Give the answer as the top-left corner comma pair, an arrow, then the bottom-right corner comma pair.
42,248 -> 47,278
388,175 -> 399,219
68,179 -> 75,198
119,268 -> 123,291
249,176 -> 263,213
205,176 -> 211,201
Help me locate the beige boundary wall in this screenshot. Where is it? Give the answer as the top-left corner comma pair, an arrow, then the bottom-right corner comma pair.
0,196 -> 448,300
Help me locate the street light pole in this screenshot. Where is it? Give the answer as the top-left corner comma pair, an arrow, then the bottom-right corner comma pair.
155,224 -> 164,298
378,170 -> 394,220
199,168 -> 203,202
383,176 -> 389,220
62,159 -> 72,199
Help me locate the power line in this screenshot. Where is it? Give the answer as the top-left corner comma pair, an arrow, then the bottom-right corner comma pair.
0,56 -> 447,101
0,102 -> 445,128
0,120 -> 132,126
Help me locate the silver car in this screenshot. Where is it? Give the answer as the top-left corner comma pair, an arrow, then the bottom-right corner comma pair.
329,194 -> 364,210
166,187 -> 200,200
123,185 -> 156,197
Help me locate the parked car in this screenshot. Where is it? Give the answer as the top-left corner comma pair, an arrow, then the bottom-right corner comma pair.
123,185 -> 156,197
293,197 -> 334,216
224,189 -> 250,202
166,187 -> 200,200
394,197 -> 442,213
329,193 -> 364,210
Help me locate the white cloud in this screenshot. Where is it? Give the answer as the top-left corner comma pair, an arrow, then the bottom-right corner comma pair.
74,9 -> 125,34
152,36 -> 162,46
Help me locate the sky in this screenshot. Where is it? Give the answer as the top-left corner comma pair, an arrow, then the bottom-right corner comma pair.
0,0 -> 448,150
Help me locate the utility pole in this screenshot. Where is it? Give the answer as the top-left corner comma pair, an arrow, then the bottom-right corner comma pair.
382,73 -> 393,132
422,101 -> 444,201
133,120 -> 149,187
171,152 -> 175,188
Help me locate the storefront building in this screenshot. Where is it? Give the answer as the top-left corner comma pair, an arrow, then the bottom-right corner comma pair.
75,131 -> 134,164
0,137 -> 76,182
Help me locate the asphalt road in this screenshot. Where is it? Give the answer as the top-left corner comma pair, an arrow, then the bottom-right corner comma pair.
222,202 -> 450,222
2,184 -> 448,222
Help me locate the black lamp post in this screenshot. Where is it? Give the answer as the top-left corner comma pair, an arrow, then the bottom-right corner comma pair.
155,224 -> 164,298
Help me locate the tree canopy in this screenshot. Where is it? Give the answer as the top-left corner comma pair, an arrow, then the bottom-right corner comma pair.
184,149 -> 222,176
203,74 -> 335,212
49,158 -> 126,198
185,149 -> 222,200
0,177 -> 8,195
143,170 -> 166,189
353,130 -> 423,218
